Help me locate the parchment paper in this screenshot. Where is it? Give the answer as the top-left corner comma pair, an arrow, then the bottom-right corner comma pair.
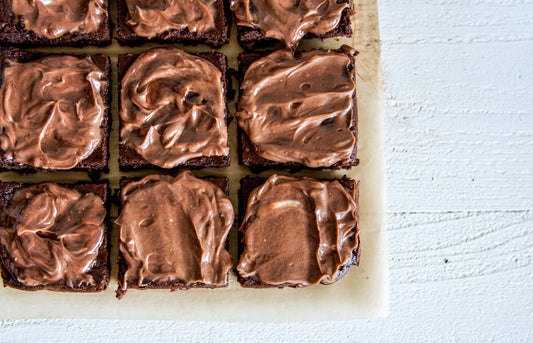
0,0 -> 388,321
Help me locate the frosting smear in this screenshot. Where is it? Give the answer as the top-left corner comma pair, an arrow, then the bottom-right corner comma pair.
237,174 -> 358,286
0,55 -> 106,170
236,49 -> 356,168
10,0 -> 106,39
125,0 -> 217,38
0,183 -> 106,288
231,0 -> 349,49
120,48 -> 228,168
116,171 -> 234,293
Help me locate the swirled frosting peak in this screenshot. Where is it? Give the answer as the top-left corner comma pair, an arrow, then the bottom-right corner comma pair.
237,174 -> 358,286
0,183 -> 106,288
231,0 -> 349,49
116,171 -> 234,293
125,0 -> 217,38
0,55 -> 107,169
236,49 -> 356,168
10,0 -> 106,39
120,48 -> 228,168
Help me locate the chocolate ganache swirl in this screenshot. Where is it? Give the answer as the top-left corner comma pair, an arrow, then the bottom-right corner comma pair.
10,0 -> 106,39
116,171 -> 234,292
236,49 -> 356,168
0,183 -> 106,288
231,0 -> 349,49
0,55 -> 106,169
125,0 -> 217,38
237,174 -> 358,286
120,48 -> 228,168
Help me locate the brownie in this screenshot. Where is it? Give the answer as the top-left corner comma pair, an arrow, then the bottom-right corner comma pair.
0,48 -> 111,176
237,49 -> 358,173
0,0 -> 112,47
237,176 -> 360,288
235,1 -> 353,50
116,0 -> 230,47
0,181 -> 111,292
118,50 -> 231,171
116,175 -> 231,298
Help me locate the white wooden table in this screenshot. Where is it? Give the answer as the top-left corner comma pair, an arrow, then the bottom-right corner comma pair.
1,0 -> 532,341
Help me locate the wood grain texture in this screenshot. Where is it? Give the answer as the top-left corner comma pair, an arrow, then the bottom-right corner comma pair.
380,0 -> 533,213
388,211 -> 533,283
1,0 -> 533,340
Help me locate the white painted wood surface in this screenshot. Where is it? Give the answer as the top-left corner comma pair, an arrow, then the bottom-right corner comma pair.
1,0 -> 532,341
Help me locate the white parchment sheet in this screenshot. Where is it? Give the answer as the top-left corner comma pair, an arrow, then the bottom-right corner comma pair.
0,0 -> 388,321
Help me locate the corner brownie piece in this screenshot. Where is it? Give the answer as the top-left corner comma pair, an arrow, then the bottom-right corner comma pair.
117,0 -> 230,48
231,0 -> 352,50
0,181 -> 111,292
0,0 -> 111,47
119,48 -> 230,170
0,48 -> 110,174
236,47 -> 358,173
116,171 -> 234,298
237,175 -> 360,288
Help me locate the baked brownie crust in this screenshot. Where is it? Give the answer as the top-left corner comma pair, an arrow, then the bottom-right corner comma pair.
0,48 -> 111,174
116,0 -> 230,47
0,181 -> 111,292
237,49 -> 358,172
118,50 -> 230,171
237,176 -> 360,288
116,175 -> 231,298
0,0 -> 112,47
235,3 -> 352,50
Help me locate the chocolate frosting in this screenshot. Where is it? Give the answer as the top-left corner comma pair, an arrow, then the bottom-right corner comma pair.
120,48 -> 229,168
10,0 -> 106,39
237,174 -> 358,286
231,0 -> 349,49
116,171 -> 234,291
0,183 -> 106,287
236,49 -> 356,168
125,0 -> 217,38
0,55 -> 106,170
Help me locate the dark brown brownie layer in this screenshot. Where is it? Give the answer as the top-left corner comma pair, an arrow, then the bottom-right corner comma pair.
116,0 -> 230,48
0,48 -> 111,175
116,176 -> 230,298
0,181 -> 111,292
237,49 -> 358,173
0,0 -> 112,47
118,50 -> 231,171
236,2 -> 352,50
237,176 -> 360,288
